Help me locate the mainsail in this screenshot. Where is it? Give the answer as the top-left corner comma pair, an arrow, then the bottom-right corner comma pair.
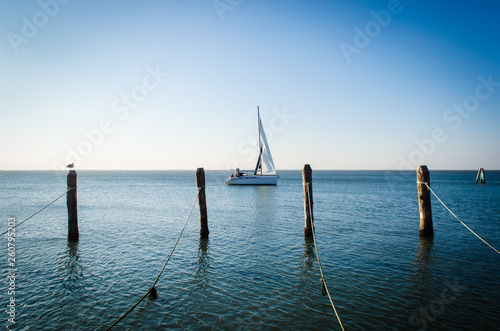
254,107 -> 277,176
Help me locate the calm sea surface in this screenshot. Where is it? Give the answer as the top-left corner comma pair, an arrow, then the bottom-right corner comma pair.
0,170 -> 499,330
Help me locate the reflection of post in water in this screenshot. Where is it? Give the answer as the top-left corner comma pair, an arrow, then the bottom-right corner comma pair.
66,241 -> 82,276
413,236 -> 434,288
194,238 -> 210,288
299,236 -> 316,283
59,241 -> 84,293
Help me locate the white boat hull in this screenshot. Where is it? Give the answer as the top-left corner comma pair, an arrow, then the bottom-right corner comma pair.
225,175 -> 278,185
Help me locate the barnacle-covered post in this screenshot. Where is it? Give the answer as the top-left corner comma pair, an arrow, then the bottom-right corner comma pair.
417,165 -> 433,236
67,170 -> 79,241
303,164 -> 313,237
196,168 -> 209,238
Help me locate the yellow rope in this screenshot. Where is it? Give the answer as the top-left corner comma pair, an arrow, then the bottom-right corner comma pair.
0,187 -> 75,237
105,188 -> 201,330
424,183 -> 500,255
306,183 -> 345,331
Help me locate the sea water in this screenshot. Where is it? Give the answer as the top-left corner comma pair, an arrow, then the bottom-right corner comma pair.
0,170 -> 499,330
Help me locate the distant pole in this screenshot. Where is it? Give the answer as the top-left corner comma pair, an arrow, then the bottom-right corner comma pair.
196,168 -> 209,238
475,168 -> 485,184
303,164 -> 313,237
67,170 -> 79,241
417,165 -> 433,237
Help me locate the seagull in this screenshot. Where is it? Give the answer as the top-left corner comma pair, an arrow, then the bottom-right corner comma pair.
66,163 -> 74,168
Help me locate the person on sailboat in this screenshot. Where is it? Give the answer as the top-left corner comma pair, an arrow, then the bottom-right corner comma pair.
236,168 -> 241,177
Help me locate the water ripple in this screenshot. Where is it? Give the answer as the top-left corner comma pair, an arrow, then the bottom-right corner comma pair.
0,171 -> 499,330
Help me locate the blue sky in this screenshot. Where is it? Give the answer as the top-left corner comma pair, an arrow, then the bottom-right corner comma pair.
1,0 -> 499,170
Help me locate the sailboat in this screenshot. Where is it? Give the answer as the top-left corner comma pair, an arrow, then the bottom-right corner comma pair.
225,107 -> 279,185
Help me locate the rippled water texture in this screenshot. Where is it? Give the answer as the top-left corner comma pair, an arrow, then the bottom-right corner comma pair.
0,170 -> 499,330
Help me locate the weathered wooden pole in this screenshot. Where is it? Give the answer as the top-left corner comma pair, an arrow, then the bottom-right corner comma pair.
475,168 -> 485,184
417,165 -> 433,237
67,170 -> 79,241
303,164 -> 314,237
196,168 -> 209,238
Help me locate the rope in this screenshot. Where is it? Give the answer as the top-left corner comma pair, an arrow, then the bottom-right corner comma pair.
0,187 -> 76,237
424,183 -> 500,255
105,188 -> 201,330
306,183 -> 345,331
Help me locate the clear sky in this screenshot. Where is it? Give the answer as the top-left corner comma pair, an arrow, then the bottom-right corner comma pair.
1,0 -> 499,170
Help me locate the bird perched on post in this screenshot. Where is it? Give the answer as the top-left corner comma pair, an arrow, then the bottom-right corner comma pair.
66,163 -> 74,168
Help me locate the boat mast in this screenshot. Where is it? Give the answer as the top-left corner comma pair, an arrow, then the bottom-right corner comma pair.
254,106 -> 263,176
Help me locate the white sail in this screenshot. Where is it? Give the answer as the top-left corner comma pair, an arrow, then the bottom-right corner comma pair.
225,106 -> 278,185
255,108 -> 277,176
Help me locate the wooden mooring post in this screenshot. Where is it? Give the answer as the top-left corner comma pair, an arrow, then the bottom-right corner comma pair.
303,164 -> 314,237
196,168 -> 209,238
475,168 -> 485,184
67,170 -> 79,241
417,165 -> 433,237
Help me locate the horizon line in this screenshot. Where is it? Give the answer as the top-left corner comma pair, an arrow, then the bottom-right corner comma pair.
0,168 -> 498,172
